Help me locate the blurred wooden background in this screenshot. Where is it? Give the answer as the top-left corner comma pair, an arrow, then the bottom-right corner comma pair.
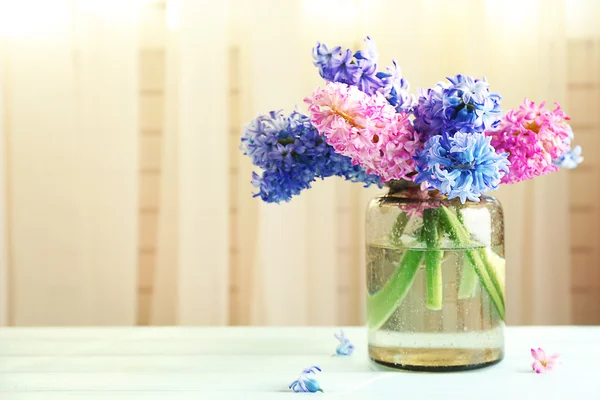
0,0 -> 599,327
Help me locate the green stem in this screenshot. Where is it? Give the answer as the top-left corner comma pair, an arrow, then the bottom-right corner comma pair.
438,206 -> 505,320
367,250 -> 423,330
458,257 -> 479,299
456,208 -> 479,299
482,247 -> 506,298
464,251 -> 505,318
423,209 -> 443,311
481,247 -> 506,300
425,252 -> 443,310
390,212 -> 409,248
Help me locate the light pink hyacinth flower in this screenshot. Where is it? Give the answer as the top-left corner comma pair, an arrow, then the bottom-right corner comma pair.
305,82 -> 422,182
531,348 -> 560,374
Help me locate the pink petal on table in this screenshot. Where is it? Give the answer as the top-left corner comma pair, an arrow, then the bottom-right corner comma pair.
531,348 -> 539,359
532,361 -> 545,374
536,347 -> 547,360
548,357 -> 561,369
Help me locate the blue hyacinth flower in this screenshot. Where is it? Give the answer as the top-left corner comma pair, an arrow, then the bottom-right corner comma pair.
554,145 -> 583,169
289,366 -> 323,393
334,330 -> 355,356
414,132 -> 510,203
241,110 -> 380,203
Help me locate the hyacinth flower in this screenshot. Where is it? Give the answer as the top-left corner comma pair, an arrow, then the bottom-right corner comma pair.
240,110 -> 380,203
554,125 -> 583,169
487,99 -> 580,183
414,132 -> 510,203
334,330 -> 354,356
554,145 -> 583,169
305,82 -> 422,183
414,74 -> 502,139
289,366 -> 323,393
312,37 -> 415,112
531,348 -> 560,374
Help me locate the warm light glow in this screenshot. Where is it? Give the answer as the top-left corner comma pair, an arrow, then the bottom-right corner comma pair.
77,0 -> 148,21
484,0 -> 538,30
302,0 -> 358,26
566,0 -> 600,38
0,0 -> 158,38
0,0 -> 70,37
166,0 -> 180,30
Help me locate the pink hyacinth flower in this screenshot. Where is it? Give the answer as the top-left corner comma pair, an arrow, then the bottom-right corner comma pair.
305,82 -> 422,182
486,99 -> 572,184
531,348 -> 560,374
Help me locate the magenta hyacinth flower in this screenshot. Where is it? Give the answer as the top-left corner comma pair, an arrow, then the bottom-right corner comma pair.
487,99 -> 574,184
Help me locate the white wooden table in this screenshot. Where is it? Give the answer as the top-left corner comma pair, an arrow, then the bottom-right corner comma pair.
0,327 -> 598,399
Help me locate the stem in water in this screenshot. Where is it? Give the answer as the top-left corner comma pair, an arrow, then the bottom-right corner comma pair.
423,208 -> 443,311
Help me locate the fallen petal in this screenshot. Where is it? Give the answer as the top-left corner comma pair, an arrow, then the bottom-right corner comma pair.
537,347 -> 547,360
532,360 -> 544,373
531,348 -> 539,359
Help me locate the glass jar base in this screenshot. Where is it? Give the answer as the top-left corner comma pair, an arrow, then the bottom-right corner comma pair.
369,346 -> 503,372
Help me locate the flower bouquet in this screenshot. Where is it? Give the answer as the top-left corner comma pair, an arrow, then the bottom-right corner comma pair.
240,37 -> 582,371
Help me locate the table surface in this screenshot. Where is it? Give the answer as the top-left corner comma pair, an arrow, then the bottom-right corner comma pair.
0,326 -> 598,399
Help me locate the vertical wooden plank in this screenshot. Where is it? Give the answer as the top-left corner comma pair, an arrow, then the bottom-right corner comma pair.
176,0 -> 229,325
0,38 -> 8,326
566,35 -> 600,323
229,0 -> 260,325
227,43 -> 245,325
150,21 -> 179,326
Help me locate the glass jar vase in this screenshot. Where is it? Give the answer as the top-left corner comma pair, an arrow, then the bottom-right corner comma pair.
366,180 -> 505,371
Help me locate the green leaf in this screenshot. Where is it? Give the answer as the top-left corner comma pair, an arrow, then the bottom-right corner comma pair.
367,250 -> 423,330
458,256 -> 479,299
438,206 -> 505,320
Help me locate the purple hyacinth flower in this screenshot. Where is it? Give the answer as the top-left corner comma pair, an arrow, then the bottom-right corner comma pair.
310,37 -> 414,112
413,74 -> 502,139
